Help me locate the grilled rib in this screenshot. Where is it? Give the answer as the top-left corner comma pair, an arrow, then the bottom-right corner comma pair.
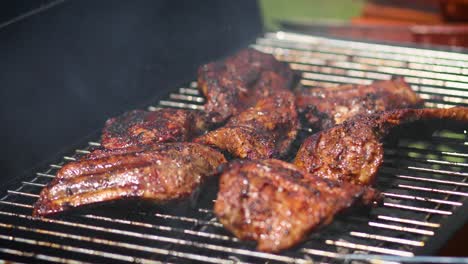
198,48 -> 294,123
215,159 -> 379,252
296,78 -> 424,130
33,143 -> 226,216
194,90 -> 299,159
101,108 -> 209,150
294,107 -> 468,185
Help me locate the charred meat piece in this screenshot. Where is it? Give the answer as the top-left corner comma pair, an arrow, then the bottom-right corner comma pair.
194,90 -> 299,159
215,159 -> 379,252
294,107 -> 468,185
296,78 -> 424,130
198,48 -> 294,123
33,143 -> 226,216
101,108 -> 209,150
55,145 -> 155,181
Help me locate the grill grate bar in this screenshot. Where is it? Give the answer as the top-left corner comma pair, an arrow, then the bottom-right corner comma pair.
82,214 -> 239,242
441,151 -> 468,157
88,142 -> 101,147
195,206 -> 440,237
382,154 -> 468,169
1,197 -> 224,230
3,191 -> 234,243
264,34 -> 460,63
158,100 -> 204,110
295,61 -> 468,94
0,209 -> 307,263
395,175 -> 468,187
255,44 -> 468,87
36,172 -> 55,178
325,240 -> 414,257
0,222 -> 235,264
415,87 -> 468,101
254,43 -> 468,109
179,87 -> 200,95
386,155 -> 465,169
171,94 -> 204,102
7,190 -> 39,198
262,32 -> 468,65
349,231 -> 424,247
0,247 -> 89,264
426,159 -> 468,167
301,248 -> 341,259
382,192 -> 463,206
406,166 -> 468,177
154,213 -> 223,227
0,201 -> 33,208
63,156 -> 76,161
377,215 -> 440,228
397,184 -> 468,196
169,93 -> 205,103
195,204 -> 463,251
254,46 -> 465,88
0,233 -> 145,263
383,202 -> 452,215
148,106 -> 163,112
75,149 -> 90,155
302,72 -> 371,85
49,164 -> 62,169
385,147 -> 468,160
189,82 -> 198,88
368,222 -> 434,236
1,199 -> 428,262
21,181 -> 45,187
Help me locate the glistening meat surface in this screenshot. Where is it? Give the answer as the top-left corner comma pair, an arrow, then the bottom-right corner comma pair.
215,159 -> 379,252
198,48 -> 294,123
194,90 -> 299,159
294,107 -> 468,185
296,78 -> 423,130
33,143 -> 226,216
101,109 -> 209,150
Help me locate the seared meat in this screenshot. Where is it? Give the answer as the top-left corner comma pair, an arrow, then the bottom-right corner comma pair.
215,159 -> 379,252
296,78 -> 423,130
198,48 -> 294,123
294,107 -> 468,185
55,145 -> 153,181
194,90 -> 299,159
33,143 -> 226,216
101,109 -> 208,150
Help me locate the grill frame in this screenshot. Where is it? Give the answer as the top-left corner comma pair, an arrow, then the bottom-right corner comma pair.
1,31 -> 467,263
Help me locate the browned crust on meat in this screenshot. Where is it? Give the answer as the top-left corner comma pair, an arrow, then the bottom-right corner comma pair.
101,109 -> 208,149
198,48 -> 294,123
215,159 -> 379,252
33,143 -> 226,216
296,77 -> 424,130
294,107 -> 468,185
194,90 -> 299,159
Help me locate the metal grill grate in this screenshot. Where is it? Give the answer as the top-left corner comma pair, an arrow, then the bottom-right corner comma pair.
1,31 -> 467,263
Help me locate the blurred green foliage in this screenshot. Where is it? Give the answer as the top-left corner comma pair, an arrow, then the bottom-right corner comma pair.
259,0 -> 364,30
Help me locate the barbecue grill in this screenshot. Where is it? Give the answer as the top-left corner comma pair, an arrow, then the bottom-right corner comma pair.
1,31 -> 467,263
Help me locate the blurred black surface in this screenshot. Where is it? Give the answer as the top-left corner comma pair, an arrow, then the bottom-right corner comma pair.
0,0 -> 262,182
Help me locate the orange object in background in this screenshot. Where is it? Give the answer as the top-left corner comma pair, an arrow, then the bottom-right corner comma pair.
357,0 -> 468,24
350,0 -> 468,47
357,0 -> 444,24
280,0 -> 468,48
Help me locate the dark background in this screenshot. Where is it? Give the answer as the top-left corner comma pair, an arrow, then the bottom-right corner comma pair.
0,0 -> 262,181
